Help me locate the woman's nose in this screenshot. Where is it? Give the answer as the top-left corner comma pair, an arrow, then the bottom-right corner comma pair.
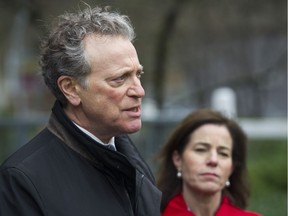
207,151 -> 218,166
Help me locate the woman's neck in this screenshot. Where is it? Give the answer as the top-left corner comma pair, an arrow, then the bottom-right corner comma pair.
182,188 -> 222,216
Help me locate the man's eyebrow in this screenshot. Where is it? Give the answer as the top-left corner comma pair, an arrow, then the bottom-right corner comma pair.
138,65 -> 144,71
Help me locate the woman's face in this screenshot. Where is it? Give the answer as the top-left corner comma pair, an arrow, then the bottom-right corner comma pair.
173,124 -> 233,195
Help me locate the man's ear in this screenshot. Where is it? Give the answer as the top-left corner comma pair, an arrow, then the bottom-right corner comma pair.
57,75 -> 81,106
172,150 -> 182,170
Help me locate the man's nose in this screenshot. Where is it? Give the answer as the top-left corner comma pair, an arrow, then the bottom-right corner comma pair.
127,78 -> 145,98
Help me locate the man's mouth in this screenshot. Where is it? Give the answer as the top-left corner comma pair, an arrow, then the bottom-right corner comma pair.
124,106 -> 141,116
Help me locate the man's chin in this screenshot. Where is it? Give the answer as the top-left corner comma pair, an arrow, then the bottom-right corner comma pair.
124,122 -> 142,134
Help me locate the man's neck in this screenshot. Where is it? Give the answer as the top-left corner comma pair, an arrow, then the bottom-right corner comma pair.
73,122 -> 115,146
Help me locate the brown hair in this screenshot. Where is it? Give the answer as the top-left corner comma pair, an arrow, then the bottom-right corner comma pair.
156,108 -> 250,211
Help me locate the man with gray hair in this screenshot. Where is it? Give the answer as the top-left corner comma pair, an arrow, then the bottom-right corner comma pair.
0,6 -> 161,216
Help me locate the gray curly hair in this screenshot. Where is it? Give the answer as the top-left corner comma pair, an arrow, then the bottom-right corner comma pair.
39,6 -> 135,106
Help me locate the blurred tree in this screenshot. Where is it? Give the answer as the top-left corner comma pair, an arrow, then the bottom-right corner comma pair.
152,0 -> 189,109
0,0 -> 286,117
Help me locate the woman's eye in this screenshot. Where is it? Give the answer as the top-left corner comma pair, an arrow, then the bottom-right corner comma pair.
219,152 -> 230,157
195,148 -> 206,152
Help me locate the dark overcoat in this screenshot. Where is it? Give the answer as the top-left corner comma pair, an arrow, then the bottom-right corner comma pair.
0,101 -> 161,216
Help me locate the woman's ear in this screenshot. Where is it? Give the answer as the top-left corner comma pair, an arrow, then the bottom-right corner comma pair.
57,75 -> 81,106
172,150 -> 182,170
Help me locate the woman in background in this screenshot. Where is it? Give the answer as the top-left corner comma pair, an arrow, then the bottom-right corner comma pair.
156,109 -> 261,216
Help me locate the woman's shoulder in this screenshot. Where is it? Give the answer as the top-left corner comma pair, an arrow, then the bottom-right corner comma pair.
218,196 -> 262,216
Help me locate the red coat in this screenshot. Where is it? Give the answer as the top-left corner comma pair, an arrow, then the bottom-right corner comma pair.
162,193 -> 261,216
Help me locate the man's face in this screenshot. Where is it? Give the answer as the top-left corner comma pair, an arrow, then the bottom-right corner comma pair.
71,35 -> 145,142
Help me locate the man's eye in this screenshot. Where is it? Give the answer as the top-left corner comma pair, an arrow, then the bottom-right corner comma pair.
137,71 -> 144,79
109,74 -> 128,87
114,74 -> 127,82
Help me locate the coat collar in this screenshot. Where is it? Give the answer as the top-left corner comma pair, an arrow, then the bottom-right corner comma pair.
47,101 -> 133,174
47,100 -> 155,181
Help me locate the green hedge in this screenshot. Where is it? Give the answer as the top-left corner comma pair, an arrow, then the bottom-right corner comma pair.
247,139 -> 287,216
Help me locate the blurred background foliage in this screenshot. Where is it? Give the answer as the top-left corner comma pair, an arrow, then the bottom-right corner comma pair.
248,139 -> 287,215
0,0 -> 287,215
